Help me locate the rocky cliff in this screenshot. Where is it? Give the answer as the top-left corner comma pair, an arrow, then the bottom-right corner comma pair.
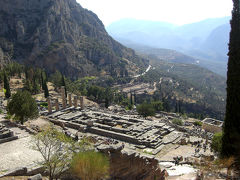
0,0 -> 148,78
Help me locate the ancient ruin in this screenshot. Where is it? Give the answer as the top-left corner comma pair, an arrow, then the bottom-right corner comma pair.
202,118 -> 223,133
0,123 -> 18,144
97,144 -> 165,180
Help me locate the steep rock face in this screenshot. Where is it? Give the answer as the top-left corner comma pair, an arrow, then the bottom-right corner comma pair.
0,0 -> 147,78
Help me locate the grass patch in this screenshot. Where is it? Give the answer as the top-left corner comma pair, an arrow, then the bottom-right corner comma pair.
39,102 -> 48,108
143,150 -> 153,155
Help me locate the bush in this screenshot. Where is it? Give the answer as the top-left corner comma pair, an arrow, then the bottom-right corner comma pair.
0,109 -> 3,114
172,119 -> 183,126
71,151 -> 109,180
137,102 -> 155,117
193,121 -> 203,126
211,132 -> 222,153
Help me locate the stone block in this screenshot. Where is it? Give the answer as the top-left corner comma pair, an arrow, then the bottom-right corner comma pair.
28,174 -> 42,180
6,167 -> 27,176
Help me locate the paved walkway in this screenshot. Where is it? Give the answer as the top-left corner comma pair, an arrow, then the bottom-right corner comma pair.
0,124 -> 42,174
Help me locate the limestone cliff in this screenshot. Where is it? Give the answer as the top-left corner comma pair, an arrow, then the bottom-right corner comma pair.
0,0 -> 148,78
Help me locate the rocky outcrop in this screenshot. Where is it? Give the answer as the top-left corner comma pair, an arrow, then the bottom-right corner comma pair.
0,0 -> 148,78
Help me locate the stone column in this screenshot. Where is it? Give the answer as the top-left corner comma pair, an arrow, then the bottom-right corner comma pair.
80,96 -> 84,109
74,96 -> 78,108
61,86 -> 66,109
55,99 -> 59,111
47,97 -> 52,113
68,93 -> 72,107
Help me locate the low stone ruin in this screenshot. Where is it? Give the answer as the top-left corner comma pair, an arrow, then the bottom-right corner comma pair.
0,123 -> 18,144
96,144 -> 166,180
48,107 -> 183,155
202,118 -> 223,133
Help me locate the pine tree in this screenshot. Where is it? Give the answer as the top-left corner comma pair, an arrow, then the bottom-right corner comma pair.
130,92 -> 133,105
221,0 -> 240,158
175,101 -> 178,113
43,80 -> 49,98
61,73 -> 67,98
4,72 -> 11,98
41,71 -> 44,89
178,101 -> 182,114
134,91 -> 137,105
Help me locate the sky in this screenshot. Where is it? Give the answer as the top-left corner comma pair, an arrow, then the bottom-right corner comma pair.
77,0 -> 233,26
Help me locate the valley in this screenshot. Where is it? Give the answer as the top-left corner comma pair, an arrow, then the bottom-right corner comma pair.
0,0 -> 232,179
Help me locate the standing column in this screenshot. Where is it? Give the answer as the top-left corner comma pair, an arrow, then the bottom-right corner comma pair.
47,97 -> 52,113
74,96 -> 78,108
68,93 -> 72,107
61,86 -> 66,109
80,96 -> 84,109
55,99 -> 59,111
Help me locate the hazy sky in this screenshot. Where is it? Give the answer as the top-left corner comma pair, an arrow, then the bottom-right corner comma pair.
77,0 -> 233,26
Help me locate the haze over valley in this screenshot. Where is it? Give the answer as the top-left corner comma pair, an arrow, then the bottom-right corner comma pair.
107,17 -> 231,76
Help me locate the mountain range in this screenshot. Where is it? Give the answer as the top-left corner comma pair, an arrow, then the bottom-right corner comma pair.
107,17 -> 231,76
0,0 -> 148,78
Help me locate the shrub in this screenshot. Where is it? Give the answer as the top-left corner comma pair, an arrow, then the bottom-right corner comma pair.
71,151 -> 109,180
211,132 -> 222,153
172,119 -> 183,126
137,102 -> 155,117
193,121 -> 203,126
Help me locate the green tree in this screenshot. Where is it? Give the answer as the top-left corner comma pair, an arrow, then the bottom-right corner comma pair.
162,98 -> 170,112
152,101 -> 163,111
137,102 -> 155,117
71,151 -> 109,180
32,78 -> 40,95
221,0 -> 240,158
7,91 -> 39,124
49,70 -> 62,87
23,79 -> 33,93
3,72 -> 11,98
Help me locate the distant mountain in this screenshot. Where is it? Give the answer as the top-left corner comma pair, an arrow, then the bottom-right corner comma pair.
123,43 -> 227,76
201,23 -> 230,61
0,0 -> 148,78
107,17 -> 231,76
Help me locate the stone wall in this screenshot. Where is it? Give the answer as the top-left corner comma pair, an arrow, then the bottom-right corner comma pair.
202,123 -> 222,133
97,144 -> 166,180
